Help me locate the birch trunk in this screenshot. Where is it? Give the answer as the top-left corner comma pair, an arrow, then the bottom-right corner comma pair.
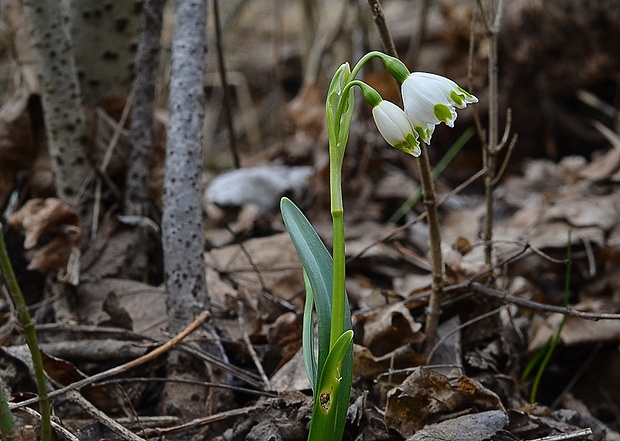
21,0 -> 91,207
126,0 -> 165,216
163,0 -> 209,333
64,0 -> 142,103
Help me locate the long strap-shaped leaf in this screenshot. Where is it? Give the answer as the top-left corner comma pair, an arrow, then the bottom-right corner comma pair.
281,197 -> 333,383
281,197 -> 353,441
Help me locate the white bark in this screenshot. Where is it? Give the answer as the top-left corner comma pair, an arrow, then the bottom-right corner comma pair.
21,0 -> 90,206
64,0 -> 143,103
163,0 -> 209,333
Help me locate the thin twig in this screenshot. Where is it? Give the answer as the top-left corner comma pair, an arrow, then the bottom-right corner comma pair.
35,321 -> 266,388
66,391 -> 146,441
527,428 -> 593,441
366,0 -> 397,57
10,311 -> 210,410
417,143 -> 445,356
213,0 -> 240,168
94,377 -> 276,397
470,282 -> 620,320
139,404 -> 262,437
14,407 -> 78,441
237,301 -> 271,389
490,132 -> 518,186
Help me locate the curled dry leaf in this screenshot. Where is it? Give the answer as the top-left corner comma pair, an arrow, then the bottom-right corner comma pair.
353,302 -> 424,357
8,198 -> 81,271
385,367 -> 504,438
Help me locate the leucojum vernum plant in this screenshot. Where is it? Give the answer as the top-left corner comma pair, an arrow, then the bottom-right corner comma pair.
280,51 -> 477,441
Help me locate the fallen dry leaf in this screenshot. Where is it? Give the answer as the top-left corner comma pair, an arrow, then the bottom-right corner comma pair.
385,367 -> 504,437
8,198 -> 81,271
354,302 -> 424,357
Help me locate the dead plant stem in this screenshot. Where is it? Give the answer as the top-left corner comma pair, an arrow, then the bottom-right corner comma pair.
213,0 -> 240,168
366,0 -> 397,57
417,143 -> 444,357
469,282 -> 620,320
478,0 -> 505,265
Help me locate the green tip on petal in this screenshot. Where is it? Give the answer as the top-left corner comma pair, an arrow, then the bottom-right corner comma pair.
392,133 -> 421,157
457,86 -> 477,100
434,103 -> 453,124
414,126 -> 427,142
450,90 -> 464,106
394,141 -> 421,157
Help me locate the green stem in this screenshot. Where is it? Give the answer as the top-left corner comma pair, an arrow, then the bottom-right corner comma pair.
349,50 -> 384,79
329,134 -> 346,349
0,225 -> 52,441
327,52 -> 391,348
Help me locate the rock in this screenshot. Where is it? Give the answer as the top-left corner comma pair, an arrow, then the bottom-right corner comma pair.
205,165 -> 314,214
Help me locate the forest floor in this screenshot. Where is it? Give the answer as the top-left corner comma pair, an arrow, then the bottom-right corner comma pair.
1,1 -> 620,440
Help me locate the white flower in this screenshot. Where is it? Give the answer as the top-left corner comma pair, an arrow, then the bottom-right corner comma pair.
372,100 -> 421,157
401,72 -> 478,143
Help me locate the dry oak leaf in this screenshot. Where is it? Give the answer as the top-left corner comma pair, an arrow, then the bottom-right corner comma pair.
8,198 -> 81,271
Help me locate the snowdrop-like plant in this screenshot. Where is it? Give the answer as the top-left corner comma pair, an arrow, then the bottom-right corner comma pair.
281,51 -> 476,441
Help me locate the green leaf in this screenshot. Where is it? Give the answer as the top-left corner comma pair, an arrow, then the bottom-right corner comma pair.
302,270 -> 317,391
308,330 -> 354,441
281,197 -> 333,380
280,197 -> 354,440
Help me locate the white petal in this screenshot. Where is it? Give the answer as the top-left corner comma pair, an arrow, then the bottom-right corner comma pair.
372,101 -> 420,155
402,75 -> 452,125
372,101 -> 412,144
400,72 -> 478,143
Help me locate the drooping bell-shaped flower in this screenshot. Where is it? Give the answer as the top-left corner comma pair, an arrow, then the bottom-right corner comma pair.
372,100 -> 421,157
358,80 -> 421,157
401,72 -> 478,144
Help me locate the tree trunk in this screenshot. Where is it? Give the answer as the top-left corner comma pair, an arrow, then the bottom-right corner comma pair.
123,0 -> 165,282
163,0 -> 209,334
125,0 -> 164,217
64,0 -> 143,104
21,0 -> 91,208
